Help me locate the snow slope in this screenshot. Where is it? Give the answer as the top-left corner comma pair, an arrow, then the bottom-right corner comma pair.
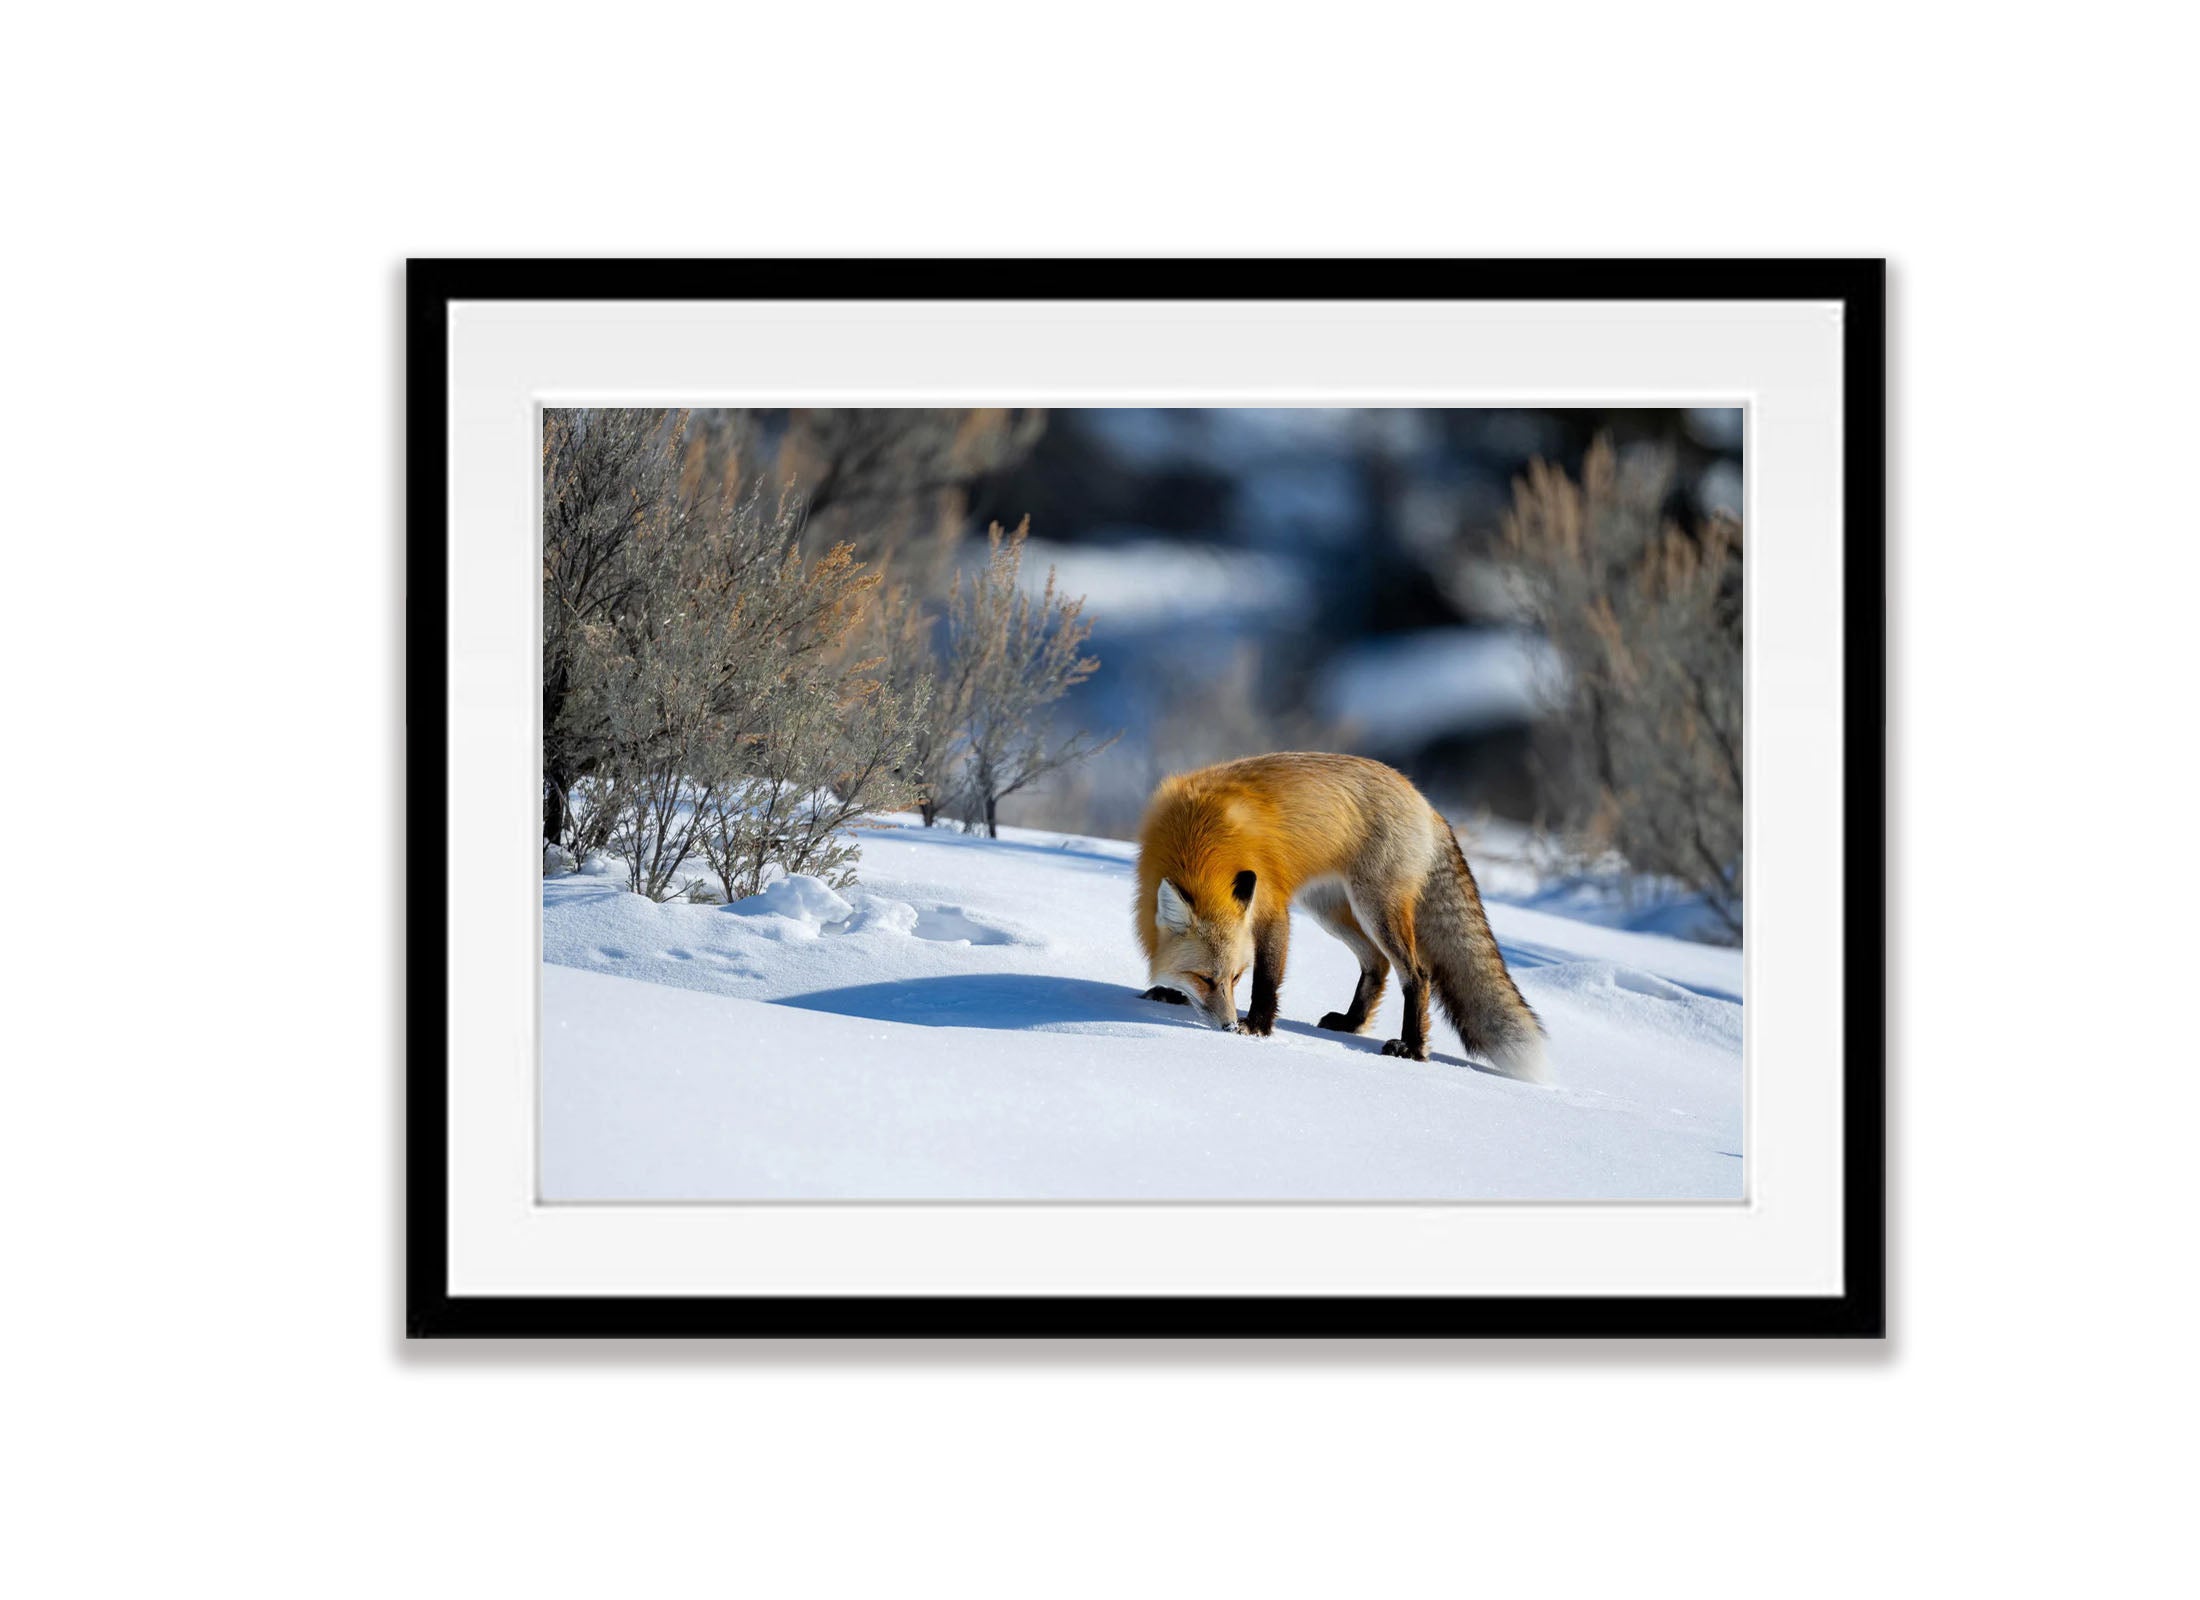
542,820 -> 1743,1201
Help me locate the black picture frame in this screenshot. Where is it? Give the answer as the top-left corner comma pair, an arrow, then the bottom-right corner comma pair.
406,258 -> 1886,1340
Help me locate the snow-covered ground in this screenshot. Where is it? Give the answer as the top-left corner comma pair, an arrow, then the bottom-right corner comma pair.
542,817 -> 1743,1201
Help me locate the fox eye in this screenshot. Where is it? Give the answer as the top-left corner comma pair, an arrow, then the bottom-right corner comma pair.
1183,973 -> 1214,997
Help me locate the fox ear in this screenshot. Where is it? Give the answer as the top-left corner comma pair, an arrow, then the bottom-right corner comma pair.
1156,878 -> 1195,934
1232,870 -> 1256,908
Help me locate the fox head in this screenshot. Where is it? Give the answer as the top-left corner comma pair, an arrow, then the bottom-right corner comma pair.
1149,870 -> 1258,1030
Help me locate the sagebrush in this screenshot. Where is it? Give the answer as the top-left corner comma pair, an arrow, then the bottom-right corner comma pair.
542,409 -> 1112,896
941,518 -> 1117,838
545,411 -> 926,901
1502,437 -> 1743,938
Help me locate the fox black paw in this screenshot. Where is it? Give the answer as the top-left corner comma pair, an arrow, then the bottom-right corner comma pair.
1140,985 -> 1189,1005
1317,1011 -> 1362,1033
1380,1038 -> 1430,1061
1234,1015 -> 1274,1037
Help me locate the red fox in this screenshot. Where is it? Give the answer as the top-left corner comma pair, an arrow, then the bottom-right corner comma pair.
1134,752 -> 1546,1079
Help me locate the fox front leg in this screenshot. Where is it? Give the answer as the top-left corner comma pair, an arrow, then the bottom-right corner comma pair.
1237,913 -> 1289,1037
1140,985 -> 1190,1005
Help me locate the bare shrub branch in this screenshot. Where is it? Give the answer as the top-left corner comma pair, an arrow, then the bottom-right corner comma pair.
773,408 -> 1047,588
1502,437 -> 1743,938
553,463 -> 919,902
541,408 -> 691,845
944,518 -> 1118,838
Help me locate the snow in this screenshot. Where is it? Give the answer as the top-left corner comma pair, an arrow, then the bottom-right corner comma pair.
1463,819 -> 1742,948
1699,458 -> 1744,517
1014,537 -> 1313,628
1314,628 -> 1557,749
723,874 -> 853,930
542,816 -> 1744,1201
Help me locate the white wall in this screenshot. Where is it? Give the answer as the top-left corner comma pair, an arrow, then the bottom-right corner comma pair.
7,4 -> 2192,1594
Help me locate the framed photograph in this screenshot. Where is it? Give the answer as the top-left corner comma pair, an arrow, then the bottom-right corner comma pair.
407,259 -> 1884,1338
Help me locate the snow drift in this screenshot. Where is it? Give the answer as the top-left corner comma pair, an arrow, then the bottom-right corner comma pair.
541,819 -> 1743,1201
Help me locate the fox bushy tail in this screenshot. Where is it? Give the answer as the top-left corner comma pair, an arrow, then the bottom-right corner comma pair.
1419,824 -> 1548,1082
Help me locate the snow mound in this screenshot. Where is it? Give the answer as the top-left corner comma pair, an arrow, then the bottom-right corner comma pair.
1531,961 -> 1694,1002
910,905 -> 1022,946
839,894 -> 919,937
724,874 -> 854,933
1520,960 -> 1744,1060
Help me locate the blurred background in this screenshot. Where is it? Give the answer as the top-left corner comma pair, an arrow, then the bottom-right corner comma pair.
951,406 -> 1742,836
548,406 -> 1745,940
712,407 -> 1742,831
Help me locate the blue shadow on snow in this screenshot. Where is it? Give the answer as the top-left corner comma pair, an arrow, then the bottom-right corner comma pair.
772,976 -> 1516,1076
775,974 -> 1168,1031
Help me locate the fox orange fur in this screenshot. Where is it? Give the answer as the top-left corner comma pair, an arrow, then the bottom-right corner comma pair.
1133,752 -> 1546,1078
